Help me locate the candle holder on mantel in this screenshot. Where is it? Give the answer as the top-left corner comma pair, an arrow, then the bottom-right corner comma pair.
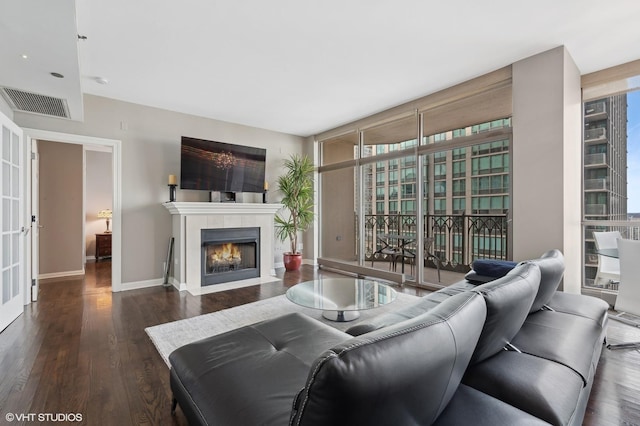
263,181 -> 268,204
168,174 -> 177,202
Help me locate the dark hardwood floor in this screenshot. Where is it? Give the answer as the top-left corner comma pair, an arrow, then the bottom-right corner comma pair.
1,263 -> 639,425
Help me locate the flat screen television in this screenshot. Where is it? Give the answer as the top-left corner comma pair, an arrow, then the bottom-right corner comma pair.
180,136 -> 266,193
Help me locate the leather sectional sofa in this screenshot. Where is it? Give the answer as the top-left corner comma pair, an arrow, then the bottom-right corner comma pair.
168,250 -> 608,425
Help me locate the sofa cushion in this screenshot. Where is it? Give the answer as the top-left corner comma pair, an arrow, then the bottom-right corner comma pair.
528,249 -> 565,313
291,291 -> 487,426
512,309 -> 604,385
434,384 -> 550,426
547,291 -> 609,328
463,351 -> 585,426
470,262 -> 541,364
169,312 -> 350,426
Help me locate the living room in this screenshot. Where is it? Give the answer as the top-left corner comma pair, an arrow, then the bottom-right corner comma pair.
2,1 -> 640,425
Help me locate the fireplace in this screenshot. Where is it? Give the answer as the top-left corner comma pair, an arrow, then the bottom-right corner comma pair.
201,227 -> 260,286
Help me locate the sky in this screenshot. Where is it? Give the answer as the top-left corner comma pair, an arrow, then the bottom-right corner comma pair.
627,90 -> 640,213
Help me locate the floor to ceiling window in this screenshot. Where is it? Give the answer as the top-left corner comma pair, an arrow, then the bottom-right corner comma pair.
316,67 -> 513,287
318,115 -> 512,286
582,84 -> 640,295
420,120 -> 511,273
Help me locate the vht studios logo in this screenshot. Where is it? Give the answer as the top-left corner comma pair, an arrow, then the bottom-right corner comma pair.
5,412 -> 83,422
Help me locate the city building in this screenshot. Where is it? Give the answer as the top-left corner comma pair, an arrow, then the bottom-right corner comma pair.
583,95 -> 628,288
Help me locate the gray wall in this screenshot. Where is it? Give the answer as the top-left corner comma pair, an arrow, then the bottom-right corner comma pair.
15,94 -> 305,287
85,149 -> 113,258
38,141 -> 84,276
512,46 -> 582,293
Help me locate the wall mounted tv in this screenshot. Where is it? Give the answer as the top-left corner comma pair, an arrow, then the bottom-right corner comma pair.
180,136 -> 266,193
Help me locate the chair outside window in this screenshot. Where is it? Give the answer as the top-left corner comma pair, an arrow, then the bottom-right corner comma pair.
593,231 -> 621,287
607,238 -> 640,350
397,237 -> 442,282
371,236 -> 402,271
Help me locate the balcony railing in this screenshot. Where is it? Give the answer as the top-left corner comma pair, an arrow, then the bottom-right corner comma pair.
584,153 -> 607,166
584,177 -> 609,191
585,204 -> 608,215
584,102 -> 607,121
585,128 -> 607,141
364,213 -> 509,272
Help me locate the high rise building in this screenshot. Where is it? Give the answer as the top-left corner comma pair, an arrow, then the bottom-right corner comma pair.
364,119 -> 511,269
583,94 -> 628,287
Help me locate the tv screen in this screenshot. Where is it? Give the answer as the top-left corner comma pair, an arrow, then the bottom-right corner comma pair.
180,137 -> 266,193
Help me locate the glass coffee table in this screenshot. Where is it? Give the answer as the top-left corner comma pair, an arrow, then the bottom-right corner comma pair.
285,277 -> 397,322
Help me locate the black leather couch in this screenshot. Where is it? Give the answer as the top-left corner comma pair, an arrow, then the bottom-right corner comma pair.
168,250 -> 608,425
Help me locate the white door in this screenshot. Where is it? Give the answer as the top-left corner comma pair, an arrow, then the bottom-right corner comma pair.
31,139 -> 39,301
0,111 -> 24,332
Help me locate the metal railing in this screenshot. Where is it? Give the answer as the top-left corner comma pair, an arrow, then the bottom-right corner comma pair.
584,153 -> 607,166
585,127 -> 606,141
584,178 -> 608,191
585,101 -> 607,117
364,213 -> 509,272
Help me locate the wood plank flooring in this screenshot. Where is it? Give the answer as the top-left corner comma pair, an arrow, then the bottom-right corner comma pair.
0,263 -> 639,425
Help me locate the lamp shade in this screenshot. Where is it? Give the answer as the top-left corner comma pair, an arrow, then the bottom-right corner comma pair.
98,209 -> 112,219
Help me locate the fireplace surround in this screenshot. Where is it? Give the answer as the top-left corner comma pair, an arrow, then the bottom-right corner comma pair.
164,202 -> 282,295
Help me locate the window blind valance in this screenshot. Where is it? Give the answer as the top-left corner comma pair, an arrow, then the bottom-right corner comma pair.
421,83 -> 512,136
582,59 -> 640,101
314,66 -> 512,142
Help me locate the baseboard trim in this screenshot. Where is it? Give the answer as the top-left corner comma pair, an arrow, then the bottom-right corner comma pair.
39,269 -> 85,280
274,259 -> 317,269
119,278 -> 164,292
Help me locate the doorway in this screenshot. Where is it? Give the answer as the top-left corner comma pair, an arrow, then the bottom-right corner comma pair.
23,128 -> 122,299
84,146 -> 113,292
34,140 -> 114,294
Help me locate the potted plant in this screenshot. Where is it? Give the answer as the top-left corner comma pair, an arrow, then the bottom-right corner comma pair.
274,154 -> 315,271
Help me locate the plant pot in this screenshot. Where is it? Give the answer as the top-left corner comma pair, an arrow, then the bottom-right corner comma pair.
283,252 -> 302,271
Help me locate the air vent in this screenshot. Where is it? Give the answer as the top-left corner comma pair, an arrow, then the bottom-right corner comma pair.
1,87 -> 70,119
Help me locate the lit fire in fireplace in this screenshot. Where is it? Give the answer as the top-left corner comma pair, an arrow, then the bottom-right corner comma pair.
210,243 -> 242,262
207,243 -> 243,273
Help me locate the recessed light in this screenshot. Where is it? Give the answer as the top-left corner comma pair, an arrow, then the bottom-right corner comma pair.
21,54 -> 28,59
50,72 -> 64,79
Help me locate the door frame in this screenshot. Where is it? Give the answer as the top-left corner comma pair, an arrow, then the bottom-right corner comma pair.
23,128 -> 122,296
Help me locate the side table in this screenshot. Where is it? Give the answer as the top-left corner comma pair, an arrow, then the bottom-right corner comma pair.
96,233 -> 112,260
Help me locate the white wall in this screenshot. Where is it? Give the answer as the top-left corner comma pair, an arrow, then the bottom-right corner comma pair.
512,46 -> 582,293
85,149 -> 113,258
14,94 -> 305,288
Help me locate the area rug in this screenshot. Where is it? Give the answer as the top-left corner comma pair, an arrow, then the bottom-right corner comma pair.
146,292 -> 420,367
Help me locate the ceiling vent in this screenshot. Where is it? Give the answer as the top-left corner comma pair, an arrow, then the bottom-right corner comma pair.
1,87 -> 70,119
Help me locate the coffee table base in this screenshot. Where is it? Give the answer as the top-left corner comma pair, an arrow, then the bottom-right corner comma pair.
323,310 -> 360,322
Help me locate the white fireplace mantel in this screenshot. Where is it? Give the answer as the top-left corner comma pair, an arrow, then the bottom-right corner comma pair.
164,202 -> 283,295
164,202 -> 282,216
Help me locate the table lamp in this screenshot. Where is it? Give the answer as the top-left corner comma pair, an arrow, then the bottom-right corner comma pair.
98,209 -> 112,233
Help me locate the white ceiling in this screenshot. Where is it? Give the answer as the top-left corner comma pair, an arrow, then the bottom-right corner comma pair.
2,0 -> 640,136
